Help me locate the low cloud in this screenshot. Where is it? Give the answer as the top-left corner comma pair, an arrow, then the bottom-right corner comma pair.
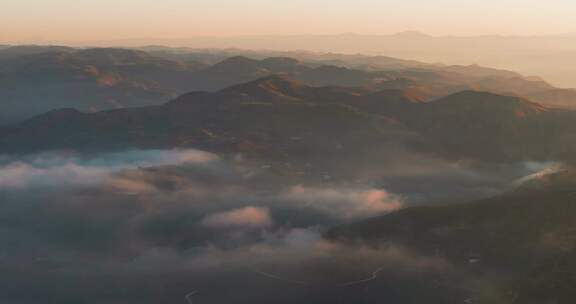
511,161 -> 564,188
0,149 -> 218,189
201,207 -> 273,229
0,148 -> 539,303
283,185 -> 402,219
0,161 -> 109,188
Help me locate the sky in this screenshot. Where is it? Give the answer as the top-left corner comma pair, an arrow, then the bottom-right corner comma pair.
1,0 -> 576,43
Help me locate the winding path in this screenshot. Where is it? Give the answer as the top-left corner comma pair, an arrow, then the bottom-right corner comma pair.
250,264 -> 386,288
338,267 -> 387,287
185,290 -> 198,304
250,265 -> 311,286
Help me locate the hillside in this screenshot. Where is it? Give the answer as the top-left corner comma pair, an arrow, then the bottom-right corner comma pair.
328,168 -> 576,303
3,76 -> 576,165
0,77 -> 413,162
2,45 -> 576,125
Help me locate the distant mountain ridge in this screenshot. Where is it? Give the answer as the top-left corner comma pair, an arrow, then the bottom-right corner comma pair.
76,32 -> 576,88
1,45 -> 576,125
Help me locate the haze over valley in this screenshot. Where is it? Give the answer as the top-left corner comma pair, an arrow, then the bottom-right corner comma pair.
2,1 -> 576,303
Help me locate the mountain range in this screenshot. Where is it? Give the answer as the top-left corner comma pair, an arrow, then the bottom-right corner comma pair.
2,45 -> 576,125
3,44 -> 576,303
2,75 -> 576,166
71,32 -> 576,88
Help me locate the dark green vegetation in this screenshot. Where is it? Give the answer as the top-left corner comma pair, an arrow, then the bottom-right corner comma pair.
328,169 -> 576,303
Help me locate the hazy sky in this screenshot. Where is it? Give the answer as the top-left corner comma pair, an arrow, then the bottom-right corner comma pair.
1,0 -> 576,43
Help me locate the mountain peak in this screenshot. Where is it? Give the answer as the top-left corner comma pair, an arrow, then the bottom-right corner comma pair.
222,75 -> 306,100
74,48 -> 153,64
443,90 -> 545,107
23,108 -> 85,127
260,57 -> 300,65
260,57 -> 302,70
208,56 -> 261,73
432,90 -> 548,120
207,56 -> 302,75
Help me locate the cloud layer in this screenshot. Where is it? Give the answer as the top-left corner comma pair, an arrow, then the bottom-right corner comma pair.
0,149 -> 217,189
0,148 -> 552,303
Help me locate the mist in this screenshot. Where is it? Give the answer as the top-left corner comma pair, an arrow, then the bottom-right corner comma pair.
47,33 -> 576,88
0,147 -> 558,303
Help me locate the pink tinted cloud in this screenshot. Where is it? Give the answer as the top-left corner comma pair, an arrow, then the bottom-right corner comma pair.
201,207 -> 273,229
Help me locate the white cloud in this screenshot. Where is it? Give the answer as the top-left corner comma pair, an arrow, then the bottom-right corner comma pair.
0,149 -> 218,189
0,161 -> 109,189
511,161 -> 564,188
